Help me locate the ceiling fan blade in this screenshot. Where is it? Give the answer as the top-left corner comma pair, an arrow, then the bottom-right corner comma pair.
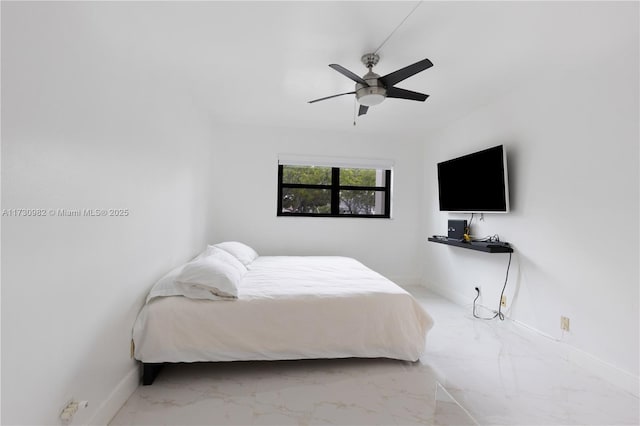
386,86 -> 429,102
308,91 -> 356,104
379,58 -> 433,87
358,105 -> 369,116
329,64 -> 369,86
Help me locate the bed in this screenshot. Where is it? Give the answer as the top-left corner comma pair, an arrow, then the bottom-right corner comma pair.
132,242 -> 434,385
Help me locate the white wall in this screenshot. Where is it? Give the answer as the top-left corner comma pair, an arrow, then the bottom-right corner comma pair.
208,123 -> 424,287
1,3 -> 214,424
421,34 -> 639,381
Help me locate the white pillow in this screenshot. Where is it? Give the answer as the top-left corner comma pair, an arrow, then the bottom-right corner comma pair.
202,246 -> 248,275
213,241 -> 259,266
145,264 -> 186,303
174,256 -> 241,300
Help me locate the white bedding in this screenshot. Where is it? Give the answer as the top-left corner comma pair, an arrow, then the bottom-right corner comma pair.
133,256 -> 433,363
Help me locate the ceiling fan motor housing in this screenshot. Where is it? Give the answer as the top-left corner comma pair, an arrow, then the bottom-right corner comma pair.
356,71 -> 386,106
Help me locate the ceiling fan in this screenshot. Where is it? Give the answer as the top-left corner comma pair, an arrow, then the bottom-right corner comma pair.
308,53 -> 433,116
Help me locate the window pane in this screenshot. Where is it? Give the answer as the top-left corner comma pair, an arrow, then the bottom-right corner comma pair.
281,188 -> 331,214
282,165 -> 332,185
339,190 -> 386,215
339,168 -> 385,187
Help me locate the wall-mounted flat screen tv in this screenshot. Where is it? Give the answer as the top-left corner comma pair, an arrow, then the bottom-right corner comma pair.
437,145 -> 510,213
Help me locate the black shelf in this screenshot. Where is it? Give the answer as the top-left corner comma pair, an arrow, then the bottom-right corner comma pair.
428,237 -> 513,253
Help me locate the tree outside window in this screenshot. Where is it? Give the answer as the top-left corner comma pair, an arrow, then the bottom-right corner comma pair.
278,164 -> 391,218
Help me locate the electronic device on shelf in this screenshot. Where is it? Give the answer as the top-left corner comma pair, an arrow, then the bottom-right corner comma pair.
437,145 -> 510,213
447,219 -> 467,240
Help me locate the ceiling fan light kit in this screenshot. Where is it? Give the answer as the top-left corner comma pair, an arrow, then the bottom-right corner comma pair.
357,88 -> 386,107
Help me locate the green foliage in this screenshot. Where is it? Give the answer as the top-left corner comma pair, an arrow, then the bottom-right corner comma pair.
282,166 -> 331,185
282,188 -> 331,214
281,166 -> 332,213
339,169 -> 380,214
280,166 -> 384,215
339,190 -> 376,214
339,168 -> 376,186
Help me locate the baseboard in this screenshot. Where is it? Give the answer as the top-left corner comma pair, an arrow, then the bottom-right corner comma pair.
86,365 -> 140,425
425,282 -> 640,398
388,275 -> 421,288
564,348 -> 639,398
510,318 -> 640,398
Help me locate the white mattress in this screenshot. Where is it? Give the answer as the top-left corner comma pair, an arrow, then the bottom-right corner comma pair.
133,256 -> 433,363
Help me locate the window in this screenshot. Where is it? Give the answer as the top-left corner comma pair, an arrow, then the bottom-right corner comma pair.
277,159 -> 392,218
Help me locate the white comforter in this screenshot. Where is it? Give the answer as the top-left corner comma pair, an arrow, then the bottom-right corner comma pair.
133,256 -> 433,363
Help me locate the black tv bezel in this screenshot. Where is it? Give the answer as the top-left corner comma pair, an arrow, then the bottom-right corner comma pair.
437,145 -> 510,214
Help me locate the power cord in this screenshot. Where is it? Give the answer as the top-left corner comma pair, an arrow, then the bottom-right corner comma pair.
471,234 -> 501,243
472,252 -> 512,321
463,213 -> 474,240
463,212 -> 498,243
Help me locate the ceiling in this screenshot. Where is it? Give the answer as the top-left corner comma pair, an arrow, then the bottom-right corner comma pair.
80,1 -> 637,135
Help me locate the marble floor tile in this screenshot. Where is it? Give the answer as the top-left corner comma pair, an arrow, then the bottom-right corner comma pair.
110,288 -> 638,426
411,286 -> 639,426
110,358 -> 475,425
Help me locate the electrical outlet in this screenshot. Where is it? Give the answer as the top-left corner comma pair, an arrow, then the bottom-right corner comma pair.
500,295 -> 507,307
560,316 -> 570,332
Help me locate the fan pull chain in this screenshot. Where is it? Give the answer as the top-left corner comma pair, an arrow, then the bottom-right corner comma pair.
373,0 -> 423,55
353,97 -> 357,126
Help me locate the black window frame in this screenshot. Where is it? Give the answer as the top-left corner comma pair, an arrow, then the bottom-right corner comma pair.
277,165 -> 392,218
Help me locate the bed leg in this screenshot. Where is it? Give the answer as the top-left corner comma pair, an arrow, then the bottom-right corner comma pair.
142,363 -> 164,385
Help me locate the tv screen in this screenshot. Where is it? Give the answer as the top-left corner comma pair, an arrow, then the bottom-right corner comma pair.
437,145 -> 510,213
